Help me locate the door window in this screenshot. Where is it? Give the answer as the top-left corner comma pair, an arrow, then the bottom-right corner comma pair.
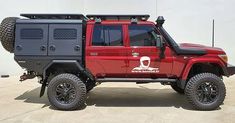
128,25 -> 158,46
92,25 -> 123,46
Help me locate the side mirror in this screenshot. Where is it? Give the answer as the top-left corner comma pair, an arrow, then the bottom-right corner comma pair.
156,35 -> 166,59
156,35 -> 163,47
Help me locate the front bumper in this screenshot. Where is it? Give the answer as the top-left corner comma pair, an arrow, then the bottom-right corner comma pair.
226,64 -> 235,76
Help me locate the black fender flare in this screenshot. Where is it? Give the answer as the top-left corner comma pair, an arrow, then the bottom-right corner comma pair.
43,60 -> 84,80
40,60 -> 94,97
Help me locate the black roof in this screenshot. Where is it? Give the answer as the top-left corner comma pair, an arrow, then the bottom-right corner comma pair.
20,14 -> 88,20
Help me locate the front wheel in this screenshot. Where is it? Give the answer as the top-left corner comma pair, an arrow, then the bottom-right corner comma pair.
185,73 -> 226,110
47,73 -> 86,110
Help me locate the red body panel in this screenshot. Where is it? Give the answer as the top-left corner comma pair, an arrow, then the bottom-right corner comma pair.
86,23 -> 127,77
85,20 -> 227,80
125,46 -> 173,78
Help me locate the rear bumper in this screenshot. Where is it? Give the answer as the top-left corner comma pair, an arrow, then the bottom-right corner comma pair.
226,64 -> 235,76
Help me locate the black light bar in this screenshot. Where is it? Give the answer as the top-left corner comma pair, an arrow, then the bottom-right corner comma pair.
20,14 -> 88,20
86,14 -> 150,21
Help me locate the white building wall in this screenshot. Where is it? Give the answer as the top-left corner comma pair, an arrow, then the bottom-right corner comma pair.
0,0 -> 234,75
84,0 -> 157,21
157,0 -> 235,64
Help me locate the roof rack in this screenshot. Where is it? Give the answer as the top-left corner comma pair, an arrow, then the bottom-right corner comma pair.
20,14 -> 88,20
86,14 -> 150,21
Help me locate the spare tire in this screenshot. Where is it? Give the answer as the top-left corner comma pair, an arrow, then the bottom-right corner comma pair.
0,17 -> 19,53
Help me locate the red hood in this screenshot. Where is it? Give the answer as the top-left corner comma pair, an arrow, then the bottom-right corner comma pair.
179,43 -> 225,54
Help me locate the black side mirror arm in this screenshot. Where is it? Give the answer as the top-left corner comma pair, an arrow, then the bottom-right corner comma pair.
160,42 -> 166,59
157,35 -> 166,59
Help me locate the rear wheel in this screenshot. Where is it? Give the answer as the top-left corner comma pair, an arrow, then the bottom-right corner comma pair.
47,73 -> 86,110
185,73 -> 226,110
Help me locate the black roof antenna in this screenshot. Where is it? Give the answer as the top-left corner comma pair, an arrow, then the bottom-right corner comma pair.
212,19 -> 215,47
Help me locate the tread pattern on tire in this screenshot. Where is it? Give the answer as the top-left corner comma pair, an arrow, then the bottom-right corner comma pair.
185,73 -> 226,110
0,17 -> 19,53
47,73 -> 86,110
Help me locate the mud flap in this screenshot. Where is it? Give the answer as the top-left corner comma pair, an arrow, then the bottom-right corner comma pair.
40,81 -> 47,97
177,80 -> 186,89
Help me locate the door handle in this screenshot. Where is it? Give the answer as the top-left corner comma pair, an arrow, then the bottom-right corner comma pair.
74,45 -> 80,51
40,45 -> 46,51
16,45 -> 22,51
50,45 -> 56,51
132,52 -> 139,57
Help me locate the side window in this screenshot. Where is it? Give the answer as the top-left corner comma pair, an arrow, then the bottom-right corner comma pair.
92,25 -> 123,46
128,25 -> 158,46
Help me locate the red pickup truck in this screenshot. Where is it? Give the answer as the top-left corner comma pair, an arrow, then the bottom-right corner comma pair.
0,14 -> 234,111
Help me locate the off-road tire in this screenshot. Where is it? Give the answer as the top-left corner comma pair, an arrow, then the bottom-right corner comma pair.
185,73 -> 226,110
171,83 -> 184,94
47,73 -> 86,110
0,17 -> 19,53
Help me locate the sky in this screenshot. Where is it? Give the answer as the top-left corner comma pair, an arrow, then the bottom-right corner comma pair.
0,0 -> 234,75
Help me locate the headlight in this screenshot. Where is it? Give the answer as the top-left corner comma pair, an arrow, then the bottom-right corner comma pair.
218,54 -> 228,63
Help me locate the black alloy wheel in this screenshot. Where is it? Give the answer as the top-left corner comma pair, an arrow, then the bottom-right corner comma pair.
55,82 -> 76,104
196,82 -> 219,104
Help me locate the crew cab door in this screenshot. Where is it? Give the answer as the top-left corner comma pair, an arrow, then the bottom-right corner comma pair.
126,24 -> 173,78
86,24 -> 127,77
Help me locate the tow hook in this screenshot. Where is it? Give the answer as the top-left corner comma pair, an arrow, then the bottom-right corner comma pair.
20,72 -> 36,81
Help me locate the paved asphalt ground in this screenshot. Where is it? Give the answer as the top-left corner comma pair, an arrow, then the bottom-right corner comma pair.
0,76 -> 234,123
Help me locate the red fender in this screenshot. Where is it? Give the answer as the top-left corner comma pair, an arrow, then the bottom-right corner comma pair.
181,57 -> 226,80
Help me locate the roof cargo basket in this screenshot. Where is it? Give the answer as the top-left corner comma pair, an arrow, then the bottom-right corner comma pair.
86,14 -> 150,21
20,14 -> 88,20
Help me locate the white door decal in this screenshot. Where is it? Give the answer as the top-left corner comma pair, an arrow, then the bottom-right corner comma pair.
132,56 -> 159,73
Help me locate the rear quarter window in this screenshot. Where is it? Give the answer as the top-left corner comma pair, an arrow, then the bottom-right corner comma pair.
92,25 -> 123,46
